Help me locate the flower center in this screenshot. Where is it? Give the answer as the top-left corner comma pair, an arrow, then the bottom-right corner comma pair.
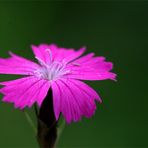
34,49 -> 70,81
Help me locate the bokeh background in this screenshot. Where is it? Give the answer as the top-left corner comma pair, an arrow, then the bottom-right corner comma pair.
0,1 -> 148,147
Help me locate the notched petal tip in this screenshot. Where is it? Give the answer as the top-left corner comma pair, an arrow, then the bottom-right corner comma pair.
0,89 -> 4,95
110,73 -> 117,81
97,97 -> 103,103
0,82 -> 6,86
31,44 -> 37,49
79,46 -> 86,51
8,51 -> 13,56
78,46 -> 86,55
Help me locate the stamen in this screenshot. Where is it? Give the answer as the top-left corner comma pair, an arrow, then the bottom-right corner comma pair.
34,57 -> 70,81
35,56 -> 49,68
45,48 -> 52,63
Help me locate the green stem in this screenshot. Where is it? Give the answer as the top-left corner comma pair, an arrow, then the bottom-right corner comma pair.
24,110 -> 37,134
55,119 -> 66,147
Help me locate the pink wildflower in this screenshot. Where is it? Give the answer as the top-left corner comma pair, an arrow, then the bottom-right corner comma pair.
0,44 -> 116,123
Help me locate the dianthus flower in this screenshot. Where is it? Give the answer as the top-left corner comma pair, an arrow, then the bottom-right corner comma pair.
0,44 -> 116,123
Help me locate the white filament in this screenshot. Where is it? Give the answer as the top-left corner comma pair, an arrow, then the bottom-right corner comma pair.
45,48 -> 52,63
34,49 -> 70,81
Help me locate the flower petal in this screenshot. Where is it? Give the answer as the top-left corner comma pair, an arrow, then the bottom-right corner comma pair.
36,81 -> 51,107
66,53 -> 116,81
31,44 -> 52,64
68,79 -> 102,103
63,47 -> 86,63
51,81 -> 61,120
51,78 -> 99,123
0,76 -> 50,109
0,52 -> 39,75
31,44 -> 86,64
52,80 -> 81,123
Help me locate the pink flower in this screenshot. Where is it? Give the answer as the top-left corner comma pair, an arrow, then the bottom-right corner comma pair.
0,44 -> 116,123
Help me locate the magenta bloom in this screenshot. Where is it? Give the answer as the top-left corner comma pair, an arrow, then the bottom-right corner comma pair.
0,44 -> 116,123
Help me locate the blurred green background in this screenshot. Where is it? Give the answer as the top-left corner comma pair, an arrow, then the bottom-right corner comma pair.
0,1 -> 148,147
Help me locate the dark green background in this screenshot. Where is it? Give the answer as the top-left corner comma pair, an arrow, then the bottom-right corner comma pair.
0,1 -> 147,147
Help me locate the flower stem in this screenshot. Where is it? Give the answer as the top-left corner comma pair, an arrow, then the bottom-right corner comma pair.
37,89 -> 57,148
55,118 -> 65,147
24,110 -> 37,134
